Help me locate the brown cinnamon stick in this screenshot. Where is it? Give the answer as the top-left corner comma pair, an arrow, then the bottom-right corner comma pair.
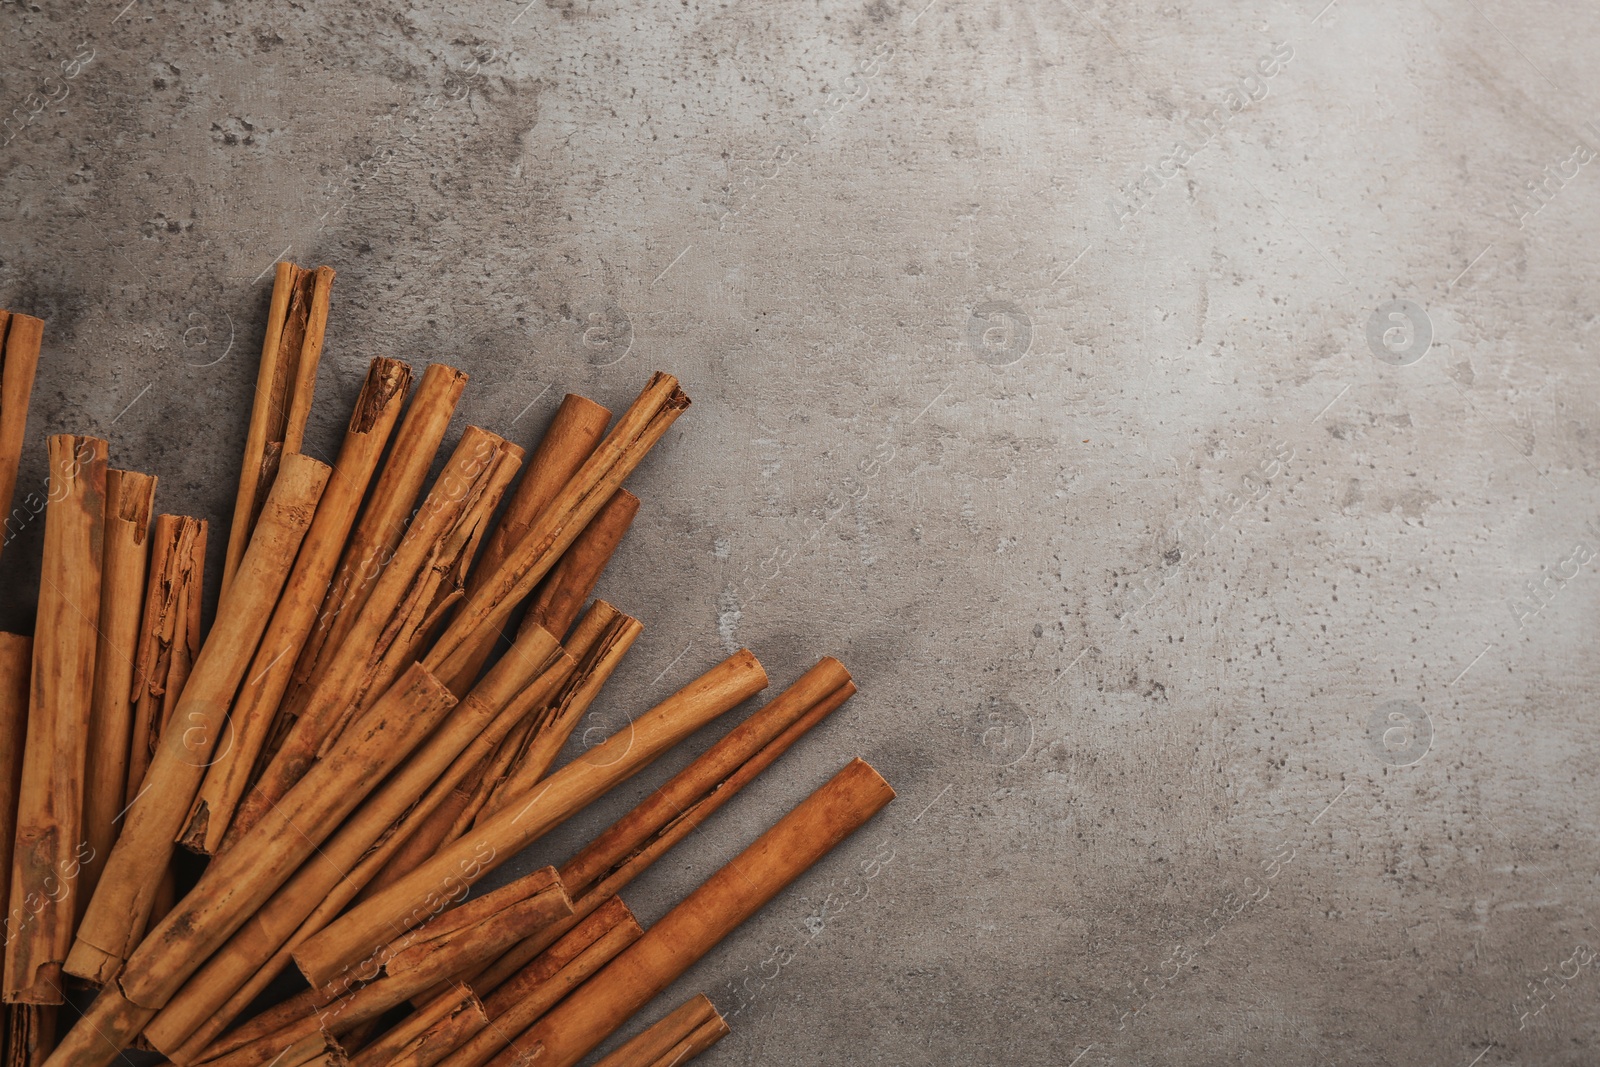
65,453 -> 330,987
181,357 -> 412,854
486,758 -> 894,1067
79,470 -> 155,907
221,262 -> 332,597
293,648 -> 767,989
5,434 -> 107,1005
590,995 -> 727,1067
226,427 -> 522,849
145,626 -> 573,1063
284,364 -> 468,722
351,984 -> 484,1067
424,373 -> 689,690
0,311 -> 43,565
125,516 -> 206,802
519,489 -> 638,644
447,394 -> 611,690
0,634 -> 31,937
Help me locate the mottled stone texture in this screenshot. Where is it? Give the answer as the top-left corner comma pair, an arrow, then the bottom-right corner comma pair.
3,1 -> 1599,1063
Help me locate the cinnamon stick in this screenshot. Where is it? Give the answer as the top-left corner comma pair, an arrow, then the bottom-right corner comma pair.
590,996 -> 727,1067
0,311 -> 43,565
65,453 -> 330,986
284,364 -> 467,721
5,1004 -> 54,1067
5,434 -> 106,1005
351,984 -> 483,1067
221,262 -> 332,597
0,634 -> 30,938
519,488 -> 638,643
293,648 -> 767,989
181,357 -> 412,854
447,393 -> 611,689
79,470 -> 155,906
226,427 -> 522,848
485,758 -> 894,1067
145,626 -> 573,1063
125,515 -> 206,802
424,373 -> 689,690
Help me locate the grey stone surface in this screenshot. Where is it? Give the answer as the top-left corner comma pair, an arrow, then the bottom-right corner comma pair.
4,0 -> 1600,1063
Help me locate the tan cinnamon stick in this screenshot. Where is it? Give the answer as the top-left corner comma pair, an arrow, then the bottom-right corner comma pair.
5,434 -> 106,1005
181,357 -> 413,854
145,627 -> 573,1063
283,364 -> 468,723
221,262 -> 332,597
0,634 -> 31,935
293,648 -> 767,989
79,470 -> 155,907
125,516 -> 206,802
447,394 -> 611,689
424,373 -> 689,691
226,427 -> 522,849
486,758 -> 894,1067
65,452 -> 331,987
518,489 -> 638,644
591,995 -> 727,1067
0,311 -> 43,565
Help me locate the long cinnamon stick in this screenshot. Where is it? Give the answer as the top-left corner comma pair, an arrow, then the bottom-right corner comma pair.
181,357 -> 412,854
65,452 -> 330,986
0,311 -> 43,565
518,489 -> 638,644
145,625 -> 574,1063
226,427 -> 522,848
5,434 -> 106,1005
221,262 -> 332,597
425,373 -> 689,690
284,364 -> 467,721
486,758 -> 894,1067
591,996 -> 727,1067
293,648 -> 767,989
447,394 -> 611,689
80,470 -> 155,906
125,516 -> 206,802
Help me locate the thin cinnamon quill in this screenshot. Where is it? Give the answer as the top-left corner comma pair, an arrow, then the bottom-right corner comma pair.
5,434 -> 107,1005
292,648 -> 767,989
591,996 -> 727,1067
0,311 -> 43,564
125,516 -> 206,800
226,427 -> 522,848
484,758 -> 895,1067
182,357 -> 413,854
425,373 -> 689,691
145,625 -> 574,1063
221,261 -> 332,597
65,453 -> 331,987
80,470 -> 155,905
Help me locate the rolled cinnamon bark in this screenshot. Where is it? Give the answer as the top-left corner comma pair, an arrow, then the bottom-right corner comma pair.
518,489 -> 637,644
227,427 -> 522,848
0,634 -> 31,932
65,452 -> 330,987
145,626 -> 573,1063
221,262 -> 332,597
590,995 -> 726,1067
485,758 -> 894,1067
293,648 -> 767,989
351,984 -> 483,1067
285,364 -> 468,722
423,897 -> 642,1067
0,311 -> 43,565
125,515 -> 206,802
80,470 -> 155,906
5,434 -> 106,1005
446,393 -> 611,691
424,373 -> 689,689
181,357 -> 412,854
5,1003 -> 55,1067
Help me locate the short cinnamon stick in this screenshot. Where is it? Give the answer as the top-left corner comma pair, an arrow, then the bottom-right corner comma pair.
486,758 -> 894,1067
125,515 -> 206,802
5,434 -> 107,1005
221,261 -> 332,597
0,311 -> 43,565
80,470 -> 155,906
590,996 -> 727,1067
182,357 -> 412,854
65,452 -> 330,987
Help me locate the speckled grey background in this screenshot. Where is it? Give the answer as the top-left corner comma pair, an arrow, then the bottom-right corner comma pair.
4,0 -> 1600,1063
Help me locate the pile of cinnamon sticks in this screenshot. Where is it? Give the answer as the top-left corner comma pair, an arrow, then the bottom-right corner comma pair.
0,263 -> 893,1067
